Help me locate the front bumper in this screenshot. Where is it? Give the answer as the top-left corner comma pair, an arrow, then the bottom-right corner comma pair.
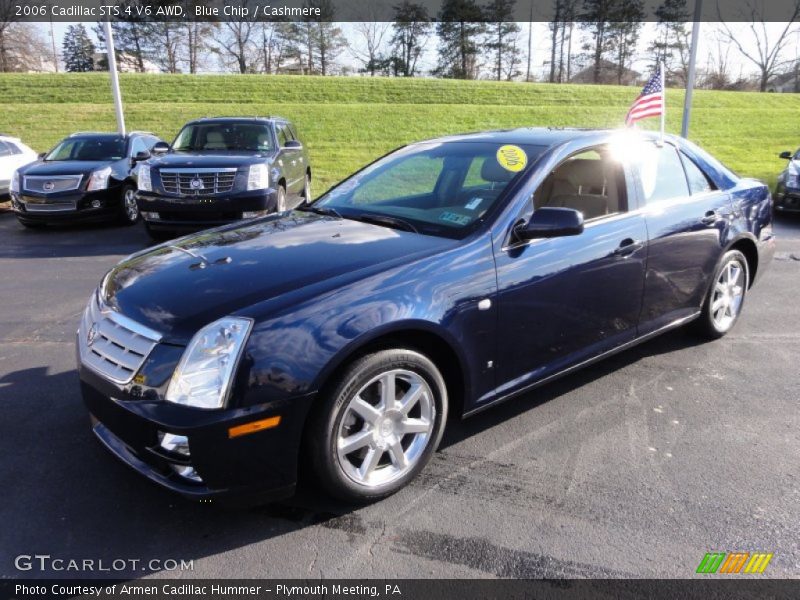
79,362 -> 315,502
773,187 -> 800,212
137,188 -> 277,229
11,187 -> 122,223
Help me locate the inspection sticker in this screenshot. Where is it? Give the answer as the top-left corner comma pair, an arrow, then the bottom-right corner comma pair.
496,145 -> 528,172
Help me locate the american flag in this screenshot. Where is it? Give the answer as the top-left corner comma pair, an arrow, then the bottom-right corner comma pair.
626,65 -> 664,127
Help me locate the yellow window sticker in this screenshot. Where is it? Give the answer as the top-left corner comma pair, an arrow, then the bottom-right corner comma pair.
496,145 -> 528,172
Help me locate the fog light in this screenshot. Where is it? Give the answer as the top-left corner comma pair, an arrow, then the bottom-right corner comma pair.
159,432 -> 190,456
170,464 -> 203,483
142,211 -> 160,220
242,210 -> 267,219
90,199 -> 102,209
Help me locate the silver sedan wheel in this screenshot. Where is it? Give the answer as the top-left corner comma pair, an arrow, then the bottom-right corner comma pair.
336,369 -> 435,489
711,260 -> 745,331
124,188 -> 138,222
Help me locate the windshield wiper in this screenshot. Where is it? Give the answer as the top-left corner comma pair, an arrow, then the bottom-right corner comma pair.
300,205 -> 343,218
350,213 -> 419,234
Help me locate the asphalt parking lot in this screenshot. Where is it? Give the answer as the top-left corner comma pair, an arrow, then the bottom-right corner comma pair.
1,207 -> 799,580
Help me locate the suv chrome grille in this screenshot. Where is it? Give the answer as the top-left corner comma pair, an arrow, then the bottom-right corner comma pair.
78,293 -> 162,385
24,175 -> 82,194
159,168 -> 237,195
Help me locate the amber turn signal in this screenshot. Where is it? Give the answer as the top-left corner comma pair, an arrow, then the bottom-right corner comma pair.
228,416 -> 282,438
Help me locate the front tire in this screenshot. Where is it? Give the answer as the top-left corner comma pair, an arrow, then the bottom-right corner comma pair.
694,249 -> 749,339
276,185 -> 287,213
302,173 -> 312,205
118,184 -> 139,225
307,349 -> 448,502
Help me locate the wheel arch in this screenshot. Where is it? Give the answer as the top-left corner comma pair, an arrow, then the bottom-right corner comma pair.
311,321 -> 470,420
725,235 -> 759,288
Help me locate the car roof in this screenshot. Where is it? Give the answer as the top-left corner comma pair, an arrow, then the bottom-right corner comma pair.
0,133 -> 21,142
416,127 -> 674,148
184,117 -> 287,126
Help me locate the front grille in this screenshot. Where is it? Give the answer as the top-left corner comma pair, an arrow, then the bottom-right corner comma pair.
24,175 -> 82,193
78,293 -> 162,385
160,168 -> 237,195
23,200 -> 76,212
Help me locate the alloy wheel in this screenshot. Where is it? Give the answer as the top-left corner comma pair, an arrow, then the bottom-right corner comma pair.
711,260 -> 745,332
336,369 -> 435,488
124,188 -> 138,222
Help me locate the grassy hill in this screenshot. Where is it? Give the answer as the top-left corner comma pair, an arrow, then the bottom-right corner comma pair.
0,73 -> 796,191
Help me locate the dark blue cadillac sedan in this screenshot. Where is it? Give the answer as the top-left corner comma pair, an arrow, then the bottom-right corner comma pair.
78,128 -> 775,503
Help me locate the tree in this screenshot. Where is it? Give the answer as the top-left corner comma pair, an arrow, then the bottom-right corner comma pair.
214,20 -> 257,73
484,0 -> 520,81
607,1 -> 644,85
94,6 -> 151,73
183,21 -> 215,74
62,24 -> 95,72
391,1 -> 432,77
434,0 -> 486,79
257,22 -> 291,74
718,0 -> 800,92
548,0 -> 578,82
351,21 -> 392,76
0,23 -> 52,72
648,0 -> 690,85
0,1 -> 19,72
580,0 -> 617,84
144,22 -> 183,73
308,0 -> 348,75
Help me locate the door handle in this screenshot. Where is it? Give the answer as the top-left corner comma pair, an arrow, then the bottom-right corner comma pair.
613,238 -> 644,257
700,210 -> 719,225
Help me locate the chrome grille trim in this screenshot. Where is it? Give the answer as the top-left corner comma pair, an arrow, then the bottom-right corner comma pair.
23,175 -> 83,193
24,201 -> 77,212
159,168 -> 238,195
78,293 -> 163,385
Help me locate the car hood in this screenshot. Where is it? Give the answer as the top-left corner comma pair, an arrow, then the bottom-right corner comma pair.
102,212 -> 454,343
148,152 -> 271,169
19,160 -> 111,176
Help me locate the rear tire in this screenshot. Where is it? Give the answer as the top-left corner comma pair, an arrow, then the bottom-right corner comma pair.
694,249 -> 749,339
307,349 -> 448,503
118,184 -> 139,225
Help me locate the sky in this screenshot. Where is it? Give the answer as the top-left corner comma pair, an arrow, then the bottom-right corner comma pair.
40,21 -> 800,82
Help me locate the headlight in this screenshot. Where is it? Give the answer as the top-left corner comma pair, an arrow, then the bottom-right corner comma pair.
138,165 -> 152,192
165,316 -> 253,410
87,166 -> 112,191
10,170 -> 20,193
247,164 -> 268,191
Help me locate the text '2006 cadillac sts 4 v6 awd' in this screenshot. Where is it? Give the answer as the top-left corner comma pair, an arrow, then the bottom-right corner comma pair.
77,128 -> 775,503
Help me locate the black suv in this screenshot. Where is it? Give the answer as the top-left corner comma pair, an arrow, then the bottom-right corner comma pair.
136,117 -> 312,239
775,148 -> 800,213
11,131 -> 163,228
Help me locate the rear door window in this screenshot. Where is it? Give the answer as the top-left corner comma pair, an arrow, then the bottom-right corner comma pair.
0,141 -> 12,157
639,144 -> 690,204
680,153 -> 715,195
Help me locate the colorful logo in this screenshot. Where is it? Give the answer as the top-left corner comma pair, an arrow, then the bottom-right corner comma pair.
696,552 -> 773,574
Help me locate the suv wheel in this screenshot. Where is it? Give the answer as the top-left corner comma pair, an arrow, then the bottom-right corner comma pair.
307,349 -> 448,502
118,184 -> 139,225
695,249 -> 749,339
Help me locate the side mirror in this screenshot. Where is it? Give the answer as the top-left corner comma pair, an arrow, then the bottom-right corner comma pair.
284,140 -> 303,150
37,152 -> 46,160
515,207 -> 584,241
779,151 -> 793,160
132,150 -> 151,163
152,141 -> 170,154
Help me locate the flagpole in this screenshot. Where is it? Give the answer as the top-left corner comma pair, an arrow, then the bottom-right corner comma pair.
660,60 -> 665,145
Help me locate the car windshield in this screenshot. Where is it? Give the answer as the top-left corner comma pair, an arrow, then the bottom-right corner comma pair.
172,123 -> 275,152
45,137 -> 126,161
312,141 -> 545,239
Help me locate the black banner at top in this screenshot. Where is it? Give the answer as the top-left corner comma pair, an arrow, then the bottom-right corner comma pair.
5,0 -> 800,23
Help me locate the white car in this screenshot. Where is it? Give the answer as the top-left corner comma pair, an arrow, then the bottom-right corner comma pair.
0,134 -> 37,197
